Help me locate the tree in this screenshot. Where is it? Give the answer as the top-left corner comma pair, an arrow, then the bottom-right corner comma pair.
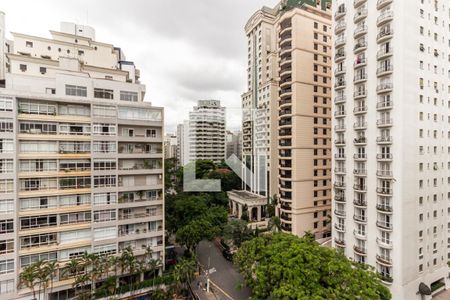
234,233 -> 391,300
173,257 -> 196,294
18,263 -> 38,300
268,216 -> 281,232
175,218 -> 218,254
223,219 -> 253,247
266,195 -> 278,218
240,204 -> 249,222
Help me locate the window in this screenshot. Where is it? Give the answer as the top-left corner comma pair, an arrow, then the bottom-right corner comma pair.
93,227 -> 117,241
94,175 -> 116,188
20,141 -> 57,153
20,252 -> 57,267
118,107 -> 162,121
60,211 -> 91,225
93,159 -> 116,170
0,139 -> 13,153
0,259 -> 14,274
59,194 -> 91,207
40,67 -> 47,74
59,177 -> 91,189
120,91 -> 138,102
0,279 -> 14,295
65,85 -> 87,97
19,101 -> 56,115
59,246 -> 90,260
25,41 -> 33,48
0,119 -> 13,132
20,196 -> 58,211
59,160 -> 90,172
59,142 -> 90,154
60,229 -> 91,244
93,124 -> 116,136
93,244 -> 117,255
0,97 -> 13,112
0,239 -> 13,254
93,209 -> 116,222
94,88 -> 114,100
20,178 -> 57,191
0,199 -> 13,214
20,215 -> 57,230
0,219 -> 13,234
93,141 -> 116,153
21,233 -> 56,251
20,122 -> 57,135
0,180 -> 13,194
20,64 -> 27,72
93,193 -> 117,205
93,105 -> 116,118
0,160 -> 13,174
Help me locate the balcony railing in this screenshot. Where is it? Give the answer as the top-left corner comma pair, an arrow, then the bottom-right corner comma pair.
354,9 -> 368,22
376,118 -> 393,126
353,153 -> 367,160
353,199 -> 367,207
376,254 -> 392,265
376,221 -> 392,230
376,187 -> 392,195
353,169 -> 367,175
377,48 -> 393,59
376,136 -> 392,143
335,37 -> 346,47
376,204 -> 392,212
377,170 -> 393,177
377,65 -> 393,75
353,184 -> 366,191
334,95 -> 346,104
353,245 -> 366,254
377,11 -> 394,26
354,25 -> 367,38
376,101 -> 393,110
377,0 -> 392,9
334,224 -> 345,232
377,29 -> 394,42
353,214 -> 367,222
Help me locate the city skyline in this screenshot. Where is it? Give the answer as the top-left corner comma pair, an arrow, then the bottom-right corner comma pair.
0,0 -> 279,132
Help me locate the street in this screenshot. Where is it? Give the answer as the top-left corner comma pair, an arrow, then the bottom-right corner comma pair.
195,240 -> 252,300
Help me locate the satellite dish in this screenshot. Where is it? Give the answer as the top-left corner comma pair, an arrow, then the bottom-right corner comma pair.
418,282 -> 431,295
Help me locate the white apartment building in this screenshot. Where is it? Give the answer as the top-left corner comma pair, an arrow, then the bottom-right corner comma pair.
186,100 -> 226,164
0,14 -> 164,299
331,0 -> 449,298
164,133 -> 177,159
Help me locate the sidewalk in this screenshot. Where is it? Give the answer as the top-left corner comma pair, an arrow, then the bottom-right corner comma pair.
191,275 -> 216,300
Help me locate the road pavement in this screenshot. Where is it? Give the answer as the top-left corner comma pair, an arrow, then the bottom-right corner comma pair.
195,240 -> 251,300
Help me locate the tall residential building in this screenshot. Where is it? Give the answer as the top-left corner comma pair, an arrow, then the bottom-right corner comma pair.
226,130 -> 242,159
163,133 -> 177,159
187,100 -> 226,163
331,0 -> 449,298
238,0 -> 332,240
0,17 -> 164,299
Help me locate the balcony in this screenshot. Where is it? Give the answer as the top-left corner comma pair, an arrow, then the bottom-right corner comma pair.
334,67 -> 346,76
376,118 -> 393,127
280,212 -> 292,222
280,56 -> 292,66
354,9 -> 368,23
335,37 -> 346,48
335,8 -> 346,20
376,187 -> 392,195
334,139 -> 346,146
354,137 -> 367,146
378,273 -> 393,284
334,95 -> 346,104
354,42 -> 367,53
335,51 -> 346,62
334,209 -> 346,217
279,88 -> 292,97
376,221 -> 393,230
353,122 -> 367,130
376,154 -> 393,161
334,124 -> 346,132
354,25 -> 367,38
377,29 -> 394,43
334,110 -> 346,118
376,255 -> 392,266
353,169 -> 367,176
353,214 -> 367,223
377,170 -> 393,178
377,65 -> 393,76
376,101 -> 393,110
353,105 -> 367,114
376,136 -> 392,144
377,0 -> 392,9
353,153 -> 367,160
353,90 -> 366,99
334,182 -> 346,190
334,154 -> 346,160
353,184 -> 366,192
377,11 -> 393,27
354,0 -> 366,8
353,230 -> 366,240
376,237 -> 393,249
353,245 -> 366,255
377,47 -> 393,59
335,194 -> 346,202
334,167 -> 346,175
335,22 -> 346,34
334,223 -> 345,232
376,204 -> 393,213
354,73 -> 367,83
354,58 -> 366,68
377,82 -> 393,94
334,80 -> 346,90
334,238 -> 345,247
353,199 -> 367,207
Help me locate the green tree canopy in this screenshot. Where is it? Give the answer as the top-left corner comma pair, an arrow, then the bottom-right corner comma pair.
223,219 -> 253,247
234,233 -> 391,300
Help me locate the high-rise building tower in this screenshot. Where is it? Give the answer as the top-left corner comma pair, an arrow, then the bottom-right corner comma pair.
239,0 -> 332,240
331,0 -> 449,298
0,17 -> 164,299
187,100 -> 226,164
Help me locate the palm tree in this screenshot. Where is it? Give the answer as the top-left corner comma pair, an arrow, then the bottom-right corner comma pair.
173,258 -> 196,294
268,216 -> 281,232
43,261 -> 58,298
18,263 -> 38,300
64,258 -> 82,296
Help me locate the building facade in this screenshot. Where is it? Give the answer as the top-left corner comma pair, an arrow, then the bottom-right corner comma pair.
331,0 -> 449,298
0,16 -> 164,299
240,0 -> 332,240
187,100 -> 226,164
226,130 -> 242,159
164,133 -> 177,159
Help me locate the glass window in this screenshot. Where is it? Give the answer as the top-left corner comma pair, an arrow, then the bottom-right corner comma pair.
65,85 -> 87,97
120,91 -> 138,102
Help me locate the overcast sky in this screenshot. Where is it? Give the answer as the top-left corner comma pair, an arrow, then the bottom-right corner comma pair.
1,0 -> 279,133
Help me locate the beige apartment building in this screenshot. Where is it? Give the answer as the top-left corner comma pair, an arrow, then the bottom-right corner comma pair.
238,0 -> 332,240
0,14 -> 164,299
